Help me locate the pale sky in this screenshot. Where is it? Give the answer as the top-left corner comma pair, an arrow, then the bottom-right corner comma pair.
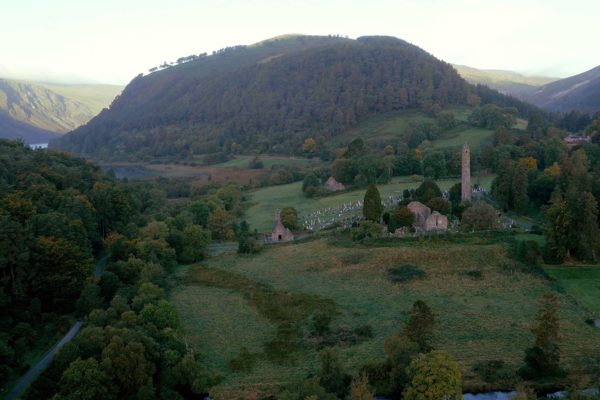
2,0 -> 599,85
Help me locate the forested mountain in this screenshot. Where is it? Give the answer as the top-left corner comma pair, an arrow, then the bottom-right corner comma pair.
0,78 -> 122,141
52,35 -> 478,160
452,64 -> 557,98
525,65 -> 600,114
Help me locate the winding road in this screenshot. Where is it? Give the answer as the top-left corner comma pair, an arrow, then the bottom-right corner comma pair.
4,255 -> 108,400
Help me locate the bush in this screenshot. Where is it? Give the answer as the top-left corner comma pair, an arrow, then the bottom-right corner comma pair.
352,220 -> 383,241
461,202 -> 500,231
472,360 -> 515,385
248,157 -> 264,169
388,265 -> 426,283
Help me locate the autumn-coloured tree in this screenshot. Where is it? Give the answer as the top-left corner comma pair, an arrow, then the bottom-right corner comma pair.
302,137 -> 317,153
403,351 -> 462,400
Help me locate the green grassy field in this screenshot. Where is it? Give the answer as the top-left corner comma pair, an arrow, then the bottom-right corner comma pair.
544,266 -> 600,316
430,127 -> 494,150
172,238 -> 600,399
244,175 -> 494,232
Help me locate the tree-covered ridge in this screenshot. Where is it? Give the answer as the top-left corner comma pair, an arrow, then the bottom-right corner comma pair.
0,139 -> 135,386
52,35 -> 472,160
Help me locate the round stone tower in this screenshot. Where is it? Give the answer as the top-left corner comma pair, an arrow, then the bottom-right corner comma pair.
461,143 -> 471,202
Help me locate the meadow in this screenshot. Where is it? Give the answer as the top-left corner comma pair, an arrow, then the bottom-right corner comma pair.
244,175 -> 494,232
544,266 -> 600,316
172,237 -> 600,399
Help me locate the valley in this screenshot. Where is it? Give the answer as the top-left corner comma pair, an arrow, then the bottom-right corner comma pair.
2,19 -> 600,400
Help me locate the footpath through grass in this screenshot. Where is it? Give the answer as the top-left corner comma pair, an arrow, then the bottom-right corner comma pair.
172,237 -> 600,399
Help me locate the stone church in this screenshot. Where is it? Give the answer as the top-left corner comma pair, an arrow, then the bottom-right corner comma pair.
407,201 -> 448,232
270,209 -> 294,242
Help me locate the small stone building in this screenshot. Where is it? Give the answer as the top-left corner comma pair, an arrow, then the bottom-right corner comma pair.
324,176 -> 345,192
424,211 -> 448,231
270,209 -> 294,242
407,201 -> 448,232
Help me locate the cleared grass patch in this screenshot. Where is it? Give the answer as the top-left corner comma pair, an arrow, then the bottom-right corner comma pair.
430,127 -> 494,150
172,286 -> 275,371
173,238 -> 600,398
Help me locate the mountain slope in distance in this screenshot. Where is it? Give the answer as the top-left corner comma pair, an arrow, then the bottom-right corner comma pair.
0,78 -> 122,134
0,109 -> 61,144
525,65 -> 600,114
452,64 -> 557,99
52,35 -> 476,160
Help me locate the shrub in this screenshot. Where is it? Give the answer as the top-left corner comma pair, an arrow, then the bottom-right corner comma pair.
461,202 -> 500,231
472,360 -> 515,384
388,265 -> 426,283
352,220 -> 383,241
248,157 -> 264,169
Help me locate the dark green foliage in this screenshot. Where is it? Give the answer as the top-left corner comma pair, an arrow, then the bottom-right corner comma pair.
318,325 -> 374,349
388,207 -> 416,233
423,151 -> 447,179
513,240 -> 542,266
388,265 -> 426,283
403,300 -> 435,352
352,220 -> 383,241
415,180 -> 442,204
318,348 -> 352,398
359,334 -> 419,397
248,157 -> 264,169
0,140 -> 138,387
472,360 -> 515,385
280,377 -> 338,400
312,313 -> 332,336
519,293 -> 563,380
363,184 -> 383,222
237,221 -> 261,254
461,202 -> 500,231
280,207 -> 300,231
468,104 -> 517,129
53,36 -> 471,160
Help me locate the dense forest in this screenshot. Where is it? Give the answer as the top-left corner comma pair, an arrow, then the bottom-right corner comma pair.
0,140 -> 253,398
52,35 -> 479,160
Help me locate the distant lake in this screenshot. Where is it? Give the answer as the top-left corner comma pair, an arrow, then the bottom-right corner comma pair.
29,143 -> 48,149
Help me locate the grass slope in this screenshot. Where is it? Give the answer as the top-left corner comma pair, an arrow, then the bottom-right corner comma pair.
173,238 -> 600,398
545,266 -> 600,316
244,176 -> 494,233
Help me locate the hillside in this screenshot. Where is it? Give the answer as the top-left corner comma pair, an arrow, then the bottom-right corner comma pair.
452,64 -> 557,99
0,78 -> 122,140
0,109 -> 60,143
51,35 -> 475,160
525,65 -> 600,113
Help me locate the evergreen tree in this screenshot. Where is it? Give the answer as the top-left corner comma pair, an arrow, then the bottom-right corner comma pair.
318,348 -> 351,398
403,300 -> 435,352
363,184 -> 383,222
520,293 -> 562,379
